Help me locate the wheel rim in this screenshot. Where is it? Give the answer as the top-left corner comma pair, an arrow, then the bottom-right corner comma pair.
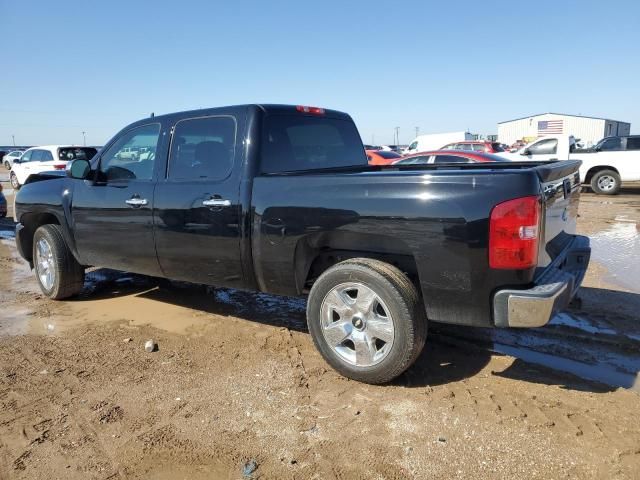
35,238 -> 55,290
320,282 -> 395,367
597,175 -> 616,191
10,173 -> 19,188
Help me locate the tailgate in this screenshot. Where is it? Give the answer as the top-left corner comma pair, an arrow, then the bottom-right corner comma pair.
535,160 -> 582,267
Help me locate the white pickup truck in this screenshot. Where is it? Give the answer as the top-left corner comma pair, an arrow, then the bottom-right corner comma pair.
501,135 -> 640,194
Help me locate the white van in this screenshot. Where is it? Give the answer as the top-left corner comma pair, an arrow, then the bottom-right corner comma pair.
404,131 -> 474,155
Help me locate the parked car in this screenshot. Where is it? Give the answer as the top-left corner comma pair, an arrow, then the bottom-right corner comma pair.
393,150 -> 509,165
3,150 -> 24,169
10,146 -> 97,189
366,149 -> 402,165
0,184 -> 6,218
440,141 -> 505,153
499,135 -> 640,194
14,104 -> 590,384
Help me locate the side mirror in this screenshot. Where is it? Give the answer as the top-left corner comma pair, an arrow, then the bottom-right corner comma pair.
13,159 -> 21,164
68,159 -> 91,179
521,149 -> 530,156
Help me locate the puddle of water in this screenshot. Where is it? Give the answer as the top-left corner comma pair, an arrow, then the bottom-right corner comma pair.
493,343 -> 640,391
590,220 -> 640,293
549,312 -> 617,336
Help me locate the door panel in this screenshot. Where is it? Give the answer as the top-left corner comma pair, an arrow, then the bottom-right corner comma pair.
153,115 -> 244,287
71,123 -> 163,275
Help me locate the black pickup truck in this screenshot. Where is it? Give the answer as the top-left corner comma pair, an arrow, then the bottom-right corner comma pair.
14,104 -> 590,383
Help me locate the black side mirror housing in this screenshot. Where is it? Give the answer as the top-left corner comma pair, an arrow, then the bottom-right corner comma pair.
521,149 -> 530,156
68,159 -> 91,179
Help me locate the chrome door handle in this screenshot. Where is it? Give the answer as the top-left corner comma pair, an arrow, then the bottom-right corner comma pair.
125,197 -> 148,206
202,198 -> 231,207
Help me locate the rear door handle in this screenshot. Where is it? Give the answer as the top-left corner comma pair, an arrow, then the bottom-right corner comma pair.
202,198 -> 231,207
125,197 -> 148,206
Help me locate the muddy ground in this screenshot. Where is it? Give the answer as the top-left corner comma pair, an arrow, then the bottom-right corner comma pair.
0,175 -> 639,479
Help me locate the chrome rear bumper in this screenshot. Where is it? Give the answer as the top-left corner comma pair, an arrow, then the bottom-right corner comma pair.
493,235 -> 590,328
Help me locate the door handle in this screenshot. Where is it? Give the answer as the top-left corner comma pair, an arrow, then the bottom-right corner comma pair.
125,197 -> 148,206
202,198 -> 231,207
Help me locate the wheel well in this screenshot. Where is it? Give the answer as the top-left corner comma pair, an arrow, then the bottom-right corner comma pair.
300,249 -> 420,294
19,213 -> 61,263
584,165 -> 619,183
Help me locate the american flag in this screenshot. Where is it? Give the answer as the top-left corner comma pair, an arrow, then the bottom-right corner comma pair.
537,120 -> 563,136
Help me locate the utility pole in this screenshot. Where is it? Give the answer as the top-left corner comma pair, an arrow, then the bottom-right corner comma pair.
394,127 -> 400,145
371,133 -> 375,145
12,135 -> 15,146
82,131 -> 86,146
415,126 -> 419,138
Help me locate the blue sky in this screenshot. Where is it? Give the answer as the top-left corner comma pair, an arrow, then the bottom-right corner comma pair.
1,0 -> 638,146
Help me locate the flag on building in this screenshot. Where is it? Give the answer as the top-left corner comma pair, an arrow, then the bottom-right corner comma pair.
537,120 -> 563,136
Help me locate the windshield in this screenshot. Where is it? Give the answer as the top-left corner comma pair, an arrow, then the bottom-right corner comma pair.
58,147 -> 98,161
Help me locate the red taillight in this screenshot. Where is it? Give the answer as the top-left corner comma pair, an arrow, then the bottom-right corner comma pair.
489,196 -> 540,269
296,105 -> 325,115
53,164 -> 66,170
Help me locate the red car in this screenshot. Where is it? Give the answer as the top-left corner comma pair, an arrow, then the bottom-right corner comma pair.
393,150 -> 508,165
440,141 -> 505,153
366,149 -> 402,165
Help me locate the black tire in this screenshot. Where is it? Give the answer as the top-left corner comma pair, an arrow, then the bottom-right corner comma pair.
590,169 -> 621,195
10,172 -> 20,190
33,224 -> 85,299
307,258 -> 427,384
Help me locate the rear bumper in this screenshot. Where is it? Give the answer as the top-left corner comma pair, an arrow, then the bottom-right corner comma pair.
493,235 -> 590,328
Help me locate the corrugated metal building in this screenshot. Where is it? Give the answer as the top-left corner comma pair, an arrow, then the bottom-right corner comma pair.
498,113 -> 631,147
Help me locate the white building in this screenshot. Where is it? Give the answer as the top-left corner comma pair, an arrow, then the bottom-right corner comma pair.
498,113 -> 631,147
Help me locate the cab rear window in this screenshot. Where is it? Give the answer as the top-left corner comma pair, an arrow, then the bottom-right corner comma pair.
260,115 -> 366,173
59,147 -> 97,161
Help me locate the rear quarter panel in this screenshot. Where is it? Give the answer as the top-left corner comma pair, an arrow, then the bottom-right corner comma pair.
252,169 -> 542,327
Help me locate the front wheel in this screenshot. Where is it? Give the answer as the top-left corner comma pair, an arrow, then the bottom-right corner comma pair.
10,172 -> 20,190
33,224 -> 85,299
307,258 -> 427,384
590,169 -> 621,195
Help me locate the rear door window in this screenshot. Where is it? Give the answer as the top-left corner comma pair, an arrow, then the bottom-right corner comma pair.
41,150 -> 54,161
168,116 -> 236,180
31,150 -> 44,162
59,147 -> 97,161
625,137 -> 640,150
471,144 -> 486,152
261,115 -> 366,173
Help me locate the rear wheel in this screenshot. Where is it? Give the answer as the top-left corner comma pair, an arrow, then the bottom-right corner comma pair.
590,169 -> 621,195
10,172 -> 20,190
307,258 -> 427,384
33,224 -> 85,299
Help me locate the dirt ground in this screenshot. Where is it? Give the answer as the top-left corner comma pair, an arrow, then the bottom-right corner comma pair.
0,177 -> 639,479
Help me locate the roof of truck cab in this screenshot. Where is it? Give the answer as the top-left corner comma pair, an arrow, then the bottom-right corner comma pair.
129,104 -> 352,125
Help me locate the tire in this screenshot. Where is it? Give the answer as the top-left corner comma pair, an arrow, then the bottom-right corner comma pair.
590,169 -> 621,195
33,224 -> 85,299
10,172 -> 20,190
307,258 -> 427,384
